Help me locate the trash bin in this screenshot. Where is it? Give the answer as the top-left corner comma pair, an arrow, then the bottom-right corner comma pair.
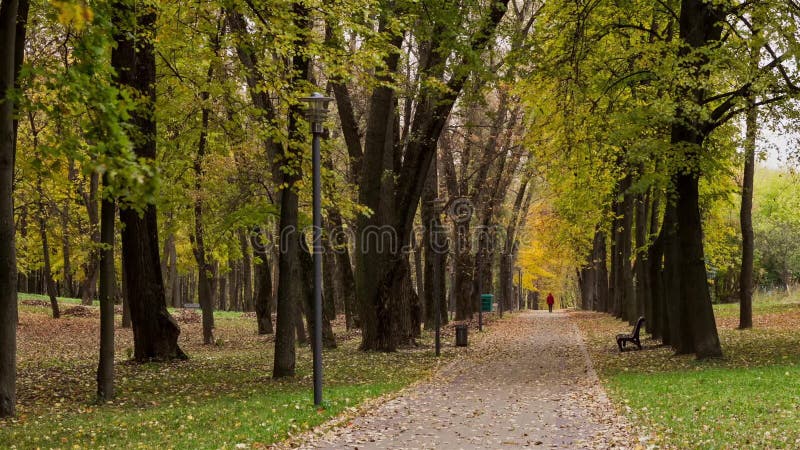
455,324 -> 468,347
481,294 -> 494,312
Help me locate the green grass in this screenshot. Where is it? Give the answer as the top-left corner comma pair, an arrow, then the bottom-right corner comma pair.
2,364 -> 411,449
714,291 -> 800,319
576,292 -> 800,449
18,292 -> 247,319
2,299 -> 448,449
609,364 -> 800,449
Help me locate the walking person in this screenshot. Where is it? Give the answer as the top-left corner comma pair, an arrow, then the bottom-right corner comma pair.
546,292 -> 554,313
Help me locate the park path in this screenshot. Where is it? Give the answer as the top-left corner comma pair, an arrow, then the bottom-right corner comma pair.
289,310 -> 635,449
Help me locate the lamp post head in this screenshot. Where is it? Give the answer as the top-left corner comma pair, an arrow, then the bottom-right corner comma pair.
300,92 -> 333,134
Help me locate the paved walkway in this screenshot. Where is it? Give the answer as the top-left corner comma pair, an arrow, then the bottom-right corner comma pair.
291,310 -> 634,449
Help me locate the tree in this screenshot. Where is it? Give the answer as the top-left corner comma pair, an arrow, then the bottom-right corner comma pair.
112,0 -> 185,361
0,0 -> 23,419
96,178 -> 115,402
351,0 -> 511,351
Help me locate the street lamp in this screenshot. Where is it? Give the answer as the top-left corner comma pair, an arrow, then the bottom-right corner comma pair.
300,92 -> 332,406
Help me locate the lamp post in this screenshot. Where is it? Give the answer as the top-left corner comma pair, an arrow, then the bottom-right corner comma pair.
300,92 -> 332,406
516,266 -> 523,311
428,198 -> 446,356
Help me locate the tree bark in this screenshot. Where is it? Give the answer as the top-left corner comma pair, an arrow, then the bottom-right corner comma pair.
662,0 -> 724,359
272,0 -> 310,377
191,53 -> 218,345
96,180 -> 115,402
0,0 -> 22,418
113,0 -> 184,361
739,78 -> 757,330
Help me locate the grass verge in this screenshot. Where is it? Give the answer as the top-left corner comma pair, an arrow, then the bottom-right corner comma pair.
574,293 -> 800,449
1,299 -> 452,449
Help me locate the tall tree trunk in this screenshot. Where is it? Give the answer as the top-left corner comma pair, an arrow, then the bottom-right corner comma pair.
675,167 -> 722,357
272,0 -> 310,377
113,0 -> 184,361
739,80 -> 757,330
661,0 -> 724,359
0,0 -> 24,418
191,53 -> 217,345
96,181 -> 115,402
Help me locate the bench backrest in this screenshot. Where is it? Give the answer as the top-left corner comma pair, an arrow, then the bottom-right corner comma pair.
632,316 -> 645,338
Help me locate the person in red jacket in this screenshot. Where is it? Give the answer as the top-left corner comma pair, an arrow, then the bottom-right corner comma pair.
546,292 -> 555,313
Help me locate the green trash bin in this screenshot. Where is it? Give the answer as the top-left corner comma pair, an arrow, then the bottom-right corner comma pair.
481,294 -> 494,312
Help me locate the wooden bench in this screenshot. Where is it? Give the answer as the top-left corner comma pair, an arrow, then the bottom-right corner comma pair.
616,316 -> 645,351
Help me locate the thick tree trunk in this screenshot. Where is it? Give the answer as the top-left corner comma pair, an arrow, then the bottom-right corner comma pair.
675,169 -> 722,358
0,0 -> 22,418
114,1 -> 184,361
663,0 -> 724,359
273,0 -> 310,376
96,183 -> 115,402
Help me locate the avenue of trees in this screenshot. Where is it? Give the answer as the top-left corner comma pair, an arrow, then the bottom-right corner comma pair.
1,0 -> 799,419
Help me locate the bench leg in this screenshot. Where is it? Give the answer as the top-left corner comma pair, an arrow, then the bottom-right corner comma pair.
617,338 -> 624,352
